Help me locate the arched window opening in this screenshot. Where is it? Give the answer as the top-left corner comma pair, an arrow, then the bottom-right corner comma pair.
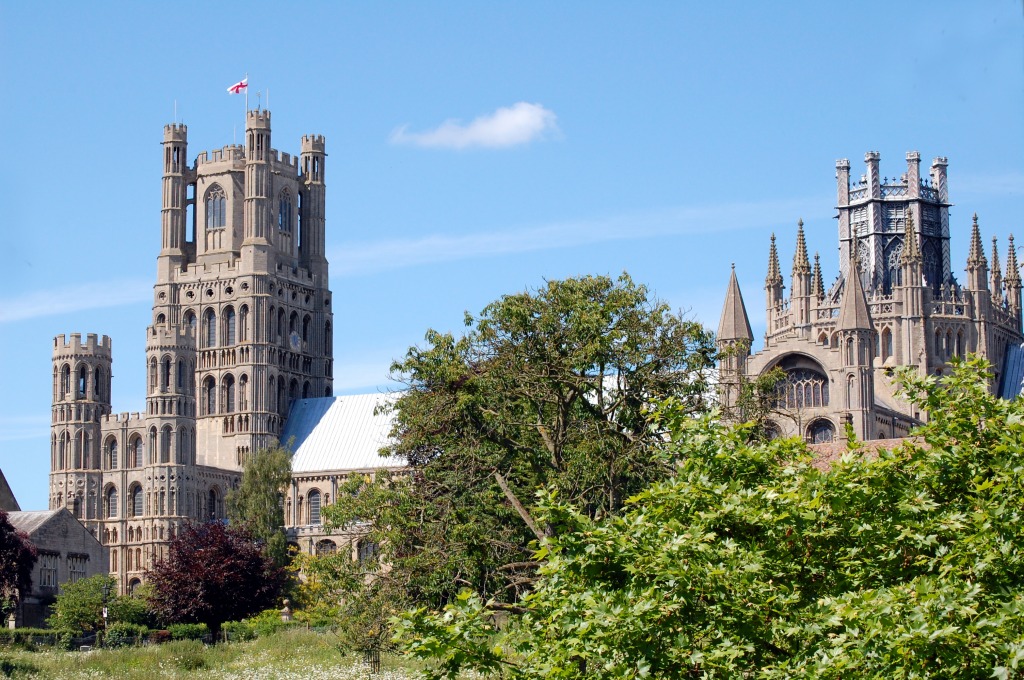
177,359 -> 185,389
881,328 -> 893,361
239,374 -> 248,410
131,486 -> 144,518
223,374 -> 236,413
162,357 -> 171,391
184,311 -> 197,337
130,437 -> 143,468
289,311 -> 298,335
205,309 -> 217,348
78,366 -> 87,398
177,426 -> 188,464
72,496 -> 81,518
225,307 -> 236,345
847,339 -> 855,365
808,419 -> 836,444
148,428 -> 157,465
160,426 -> 172,463
772,357 -> 830,409
106,439 -> 118,470
106,487 -> 118,519
204,377 -> 217,415
315,539 -> 336,556
847,375 -> 856,408
61,364 -> 71,397
956,330 -> 964,357
302,381 -> 311,399
278,190 -> 292,232
205,185 -> 226,229
308,490 -> 321,525
94,367 -> 102,400
277,309 -> 286,341
208,489 -> 219,520
325,322 -> 332,356
302,315 -> 311,343
239,305 -> 249,342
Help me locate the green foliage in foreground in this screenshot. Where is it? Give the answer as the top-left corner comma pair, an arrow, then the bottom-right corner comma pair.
0,628 -> 424,679
396,357 -> 1024,678
227,442 -> 293,567
46,575 -> 152,634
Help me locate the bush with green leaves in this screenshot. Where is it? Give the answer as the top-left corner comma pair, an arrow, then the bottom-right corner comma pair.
103,622 -> 148,648
47,575 -> 152,634
167,622 -> 208,640
396,357 -> 1024,679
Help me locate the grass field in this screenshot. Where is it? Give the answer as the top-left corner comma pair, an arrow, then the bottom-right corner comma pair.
0,628 -> 427,679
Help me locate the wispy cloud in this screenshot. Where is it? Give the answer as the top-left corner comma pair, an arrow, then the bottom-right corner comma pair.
390,102 -> 558,149
955,171 -> 1024,198
0,415 -> 51,442
332,197 -> 829,277
0,278 -> 151,323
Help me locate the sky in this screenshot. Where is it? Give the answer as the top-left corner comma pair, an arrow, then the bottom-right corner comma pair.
1,2 -> 1022,511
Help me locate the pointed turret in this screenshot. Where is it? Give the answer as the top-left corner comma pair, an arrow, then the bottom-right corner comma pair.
812,252 -> 824,300
765,233 -> 784,311
792,219 -> 810,276
901,210 -> 921,264
990,237 -> 1003,303
966,213 -> 989,293
718,265 -> 753,343
837,244 -> 873,331
1006,234 -> 1022,330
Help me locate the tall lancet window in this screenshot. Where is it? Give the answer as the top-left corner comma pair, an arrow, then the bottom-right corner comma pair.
278,190 -> 292,232
205,185 -> 226,229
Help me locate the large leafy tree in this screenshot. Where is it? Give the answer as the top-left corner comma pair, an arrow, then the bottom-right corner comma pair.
398,357 -> 1024,679
227,443 -> 292,566
0,510 -> 35,616
325,273 -> 715,611
147,522 -> 285,637
46,574 -> 151,633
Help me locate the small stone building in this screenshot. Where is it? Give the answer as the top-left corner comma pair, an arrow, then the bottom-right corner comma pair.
8,509 -> 106,627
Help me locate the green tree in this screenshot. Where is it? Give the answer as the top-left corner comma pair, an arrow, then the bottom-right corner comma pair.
0,510 -> 36,619
46,575 -> 149,633
324,273 -> 715,613
397,356 -> 1024,679
227,442 -> 292,566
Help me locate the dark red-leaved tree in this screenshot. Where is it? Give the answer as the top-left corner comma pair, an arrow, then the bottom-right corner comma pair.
0,510 -> 36,614
146,522 -> 285,637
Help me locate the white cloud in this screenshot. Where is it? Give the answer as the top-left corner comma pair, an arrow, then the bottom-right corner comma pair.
0,279 -> 151,323
331,196 -> 829,277
390,102 -> 559,149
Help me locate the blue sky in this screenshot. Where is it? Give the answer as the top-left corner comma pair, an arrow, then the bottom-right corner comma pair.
1,2 -> 1022,510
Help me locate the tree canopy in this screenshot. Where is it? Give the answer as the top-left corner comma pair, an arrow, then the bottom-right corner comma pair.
324,273 -> 715,612
397,357 -> 1024,679
227,443 -> 293,566
46,574 -> 150,633
146,522 -> 285,636
0,510 -> 35,615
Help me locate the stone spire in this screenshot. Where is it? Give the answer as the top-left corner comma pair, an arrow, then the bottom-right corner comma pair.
766,233 -> 783,288
812,252 -> 825,300
837,242 -> 873,331
717,265 -> 753,342
792,219 -> 810,275
765,233 -> 784,311
903,211 -> 920,261
966,213 -> 989,293
1006,234 -> 1021,287
991,236 -> 1003,302
967,213 -> 987,269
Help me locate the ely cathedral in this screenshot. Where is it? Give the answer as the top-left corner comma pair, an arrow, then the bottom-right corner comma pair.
718,152 -> 1024,443
47,111 -> 393,594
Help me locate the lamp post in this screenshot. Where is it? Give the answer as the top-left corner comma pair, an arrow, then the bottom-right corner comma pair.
101,581 -> 111,646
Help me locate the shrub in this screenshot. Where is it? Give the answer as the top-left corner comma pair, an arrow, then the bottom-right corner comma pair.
221,620 -> 256,642
168,622 -> 209,640
0,627 -> 73,649
104,622 -> 148,648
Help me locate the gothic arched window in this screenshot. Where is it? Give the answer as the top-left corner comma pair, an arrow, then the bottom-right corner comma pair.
205,309 -> 217,348
224,307 -> 236,345
808,419 -> 836,444
308,490 -> 321,525
278,190 -> 292,232
239,305 -> 249,342
130,436 -> 143,468
223,374 -> 236,413
130,485 -> 144,518
160,425 -> 172,463
106,487 -> 118,519
205,185 -> 227,229
773,357 -> 830,409
316,539 -> 336,556
204,377 -> 217,415
105,438 -> 118,470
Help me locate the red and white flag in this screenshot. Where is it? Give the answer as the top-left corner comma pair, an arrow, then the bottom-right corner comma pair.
227,78 -> 248,95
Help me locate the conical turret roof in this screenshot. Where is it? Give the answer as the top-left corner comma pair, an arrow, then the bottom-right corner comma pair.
792,219 -> 810,275
1006,234 -> 1021,286
900,211 -> 921,264
765,233 -> 783,288
718,265 -> 753,342
812,252 -> 825,299
837,243 -> 873,331
967,213 -> 987,269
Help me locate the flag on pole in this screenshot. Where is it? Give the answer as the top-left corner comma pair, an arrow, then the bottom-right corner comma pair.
227,78 -> 248,95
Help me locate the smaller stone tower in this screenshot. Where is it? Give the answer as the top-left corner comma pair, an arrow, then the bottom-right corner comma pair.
300,134 -> 328,282
51,334 -> 113,527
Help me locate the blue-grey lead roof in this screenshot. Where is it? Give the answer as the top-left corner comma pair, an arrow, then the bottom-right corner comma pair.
1000,343 -> 1024,400
281,394 -> 404,473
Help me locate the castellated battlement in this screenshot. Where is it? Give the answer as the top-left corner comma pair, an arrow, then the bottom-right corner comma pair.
246,109 -> 271,127
103,411 -> 145,426
269,149 -> 300,171
53,333 -> 112,357
196,145 -> 245,166
146,324 -> 196,351
301,134 -> 326,153
163,123 -> 187,141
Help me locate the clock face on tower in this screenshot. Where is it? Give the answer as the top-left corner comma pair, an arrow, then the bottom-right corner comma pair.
289,331 -> 301,351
